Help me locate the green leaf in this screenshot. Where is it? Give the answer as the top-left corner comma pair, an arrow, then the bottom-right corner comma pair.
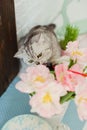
60,91 -> 76,104
29,91 -> 36,97
68,59 -> 77,69
50,70 -> 55,75
83,66 -> 87,73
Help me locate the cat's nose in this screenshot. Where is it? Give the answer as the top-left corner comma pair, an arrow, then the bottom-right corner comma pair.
36,61 -> 40,65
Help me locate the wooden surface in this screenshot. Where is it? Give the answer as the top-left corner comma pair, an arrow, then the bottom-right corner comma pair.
0,0 -> 20,96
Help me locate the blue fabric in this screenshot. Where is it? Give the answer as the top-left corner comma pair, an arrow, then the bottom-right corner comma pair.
0,76 -> 86,130
0,77 -> 30,129
62,101 -> 85,130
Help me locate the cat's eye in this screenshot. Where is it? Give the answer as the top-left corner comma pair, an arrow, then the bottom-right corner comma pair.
37,53 -> 42,58
29,60 -> 33,63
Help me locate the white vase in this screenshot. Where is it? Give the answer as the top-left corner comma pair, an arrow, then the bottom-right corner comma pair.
29,95 -> 71,130
43,102 -> 71,130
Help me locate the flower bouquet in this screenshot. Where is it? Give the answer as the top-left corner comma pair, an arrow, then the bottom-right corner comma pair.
15,25 -> 87,129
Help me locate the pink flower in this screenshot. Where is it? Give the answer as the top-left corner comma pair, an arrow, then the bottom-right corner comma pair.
64,41 -> 87,64
29,81 -> 67,118
55,63 -> 85,91
75,81 -> 87,120
15,65 -> 54,93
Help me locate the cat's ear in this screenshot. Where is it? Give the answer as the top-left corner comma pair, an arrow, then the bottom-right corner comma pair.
29,25 -> 41,33
47,24 -> 56,31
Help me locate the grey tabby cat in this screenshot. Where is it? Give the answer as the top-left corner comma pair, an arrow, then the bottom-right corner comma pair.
14,24 -> 61,65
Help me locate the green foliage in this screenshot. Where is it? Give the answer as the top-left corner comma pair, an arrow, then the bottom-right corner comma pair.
29,91 -> 36,96
60,91 -> 76,104
83,66 -> 87,74
68,59 -> 77,69
60,24 -> 79,50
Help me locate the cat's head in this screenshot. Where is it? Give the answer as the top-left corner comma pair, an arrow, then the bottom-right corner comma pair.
24,24 -> 57,64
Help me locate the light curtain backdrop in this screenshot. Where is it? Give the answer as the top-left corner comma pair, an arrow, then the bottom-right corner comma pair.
14,0 -> 87,41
